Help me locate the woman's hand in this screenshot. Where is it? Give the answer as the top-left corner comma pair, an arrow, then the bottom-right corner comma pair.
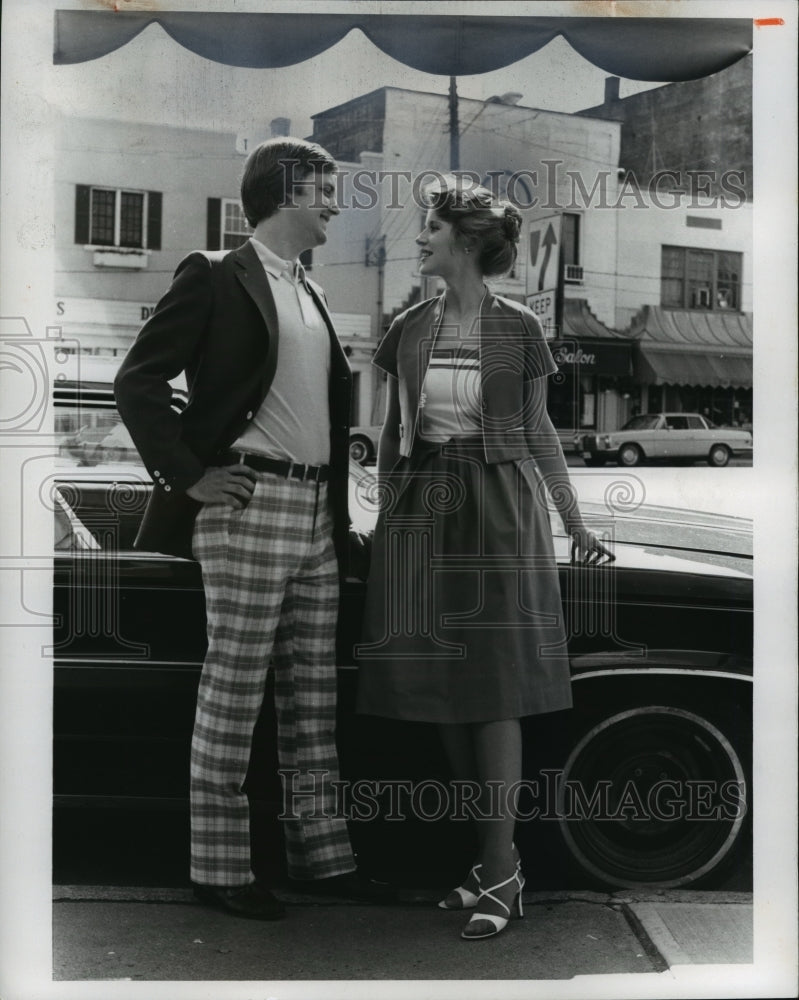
569,525 -> 615,565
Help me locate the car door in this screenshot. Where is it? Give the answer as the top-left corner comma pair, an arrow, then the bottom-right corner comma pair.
640,414 -> 667,458
685,414 -> 711,456
662,414 -> 692,457
53,476 -> 207,802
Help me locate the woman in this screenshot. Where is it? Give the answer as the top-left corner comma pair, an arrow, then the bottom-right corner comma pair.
357,177 -> 612,940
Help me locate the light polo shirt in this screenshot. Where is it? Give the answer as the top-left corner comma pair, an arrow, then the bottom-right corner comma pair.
232,237 -> 331,465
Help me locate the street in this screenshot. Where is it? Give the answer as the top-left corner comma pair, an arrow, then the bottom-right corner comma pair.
563,454 -> 753,468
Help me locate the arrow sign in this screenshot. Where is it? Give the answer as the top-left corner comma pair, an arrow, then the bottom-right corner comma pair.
526,215 -> 561,301
538,223 -> 557,291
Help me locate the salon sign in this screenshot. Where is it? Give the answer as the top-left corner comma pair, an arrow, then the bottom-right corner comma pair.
552,345 -> 597,367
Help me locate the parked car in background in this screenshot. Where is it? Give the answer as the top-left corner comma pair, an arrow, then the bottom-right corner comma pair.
581,413 -> 753,467
349,425 -> 381,464
51,370 -> 753,891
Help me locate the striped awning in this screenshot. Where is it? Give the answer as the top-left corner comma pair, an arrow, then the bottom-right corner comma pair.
629,306 -> 752,388
635,344 -> 752,388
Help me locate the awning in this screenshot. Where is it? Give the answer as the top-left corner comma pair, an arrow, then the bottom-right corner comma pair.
562,298 -> 627,342
635,344 -> 752,388
53,12 -> 752,82
552,298 -> 632,376
628,306 -> 752,388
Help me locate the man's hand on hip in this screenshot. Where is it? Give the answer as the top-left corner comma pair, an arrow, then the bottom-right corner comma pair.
186,465 -> 258,507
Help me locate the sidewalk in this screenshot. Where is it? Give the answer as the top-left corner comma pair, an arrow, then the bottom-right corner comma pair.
52,884 -> 752,983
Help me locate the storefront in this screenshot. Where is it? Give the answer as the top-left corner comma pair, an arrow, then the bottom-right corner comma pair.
547,299 -> 634,449
629,306 -> 753,428
54,296 -> 378,425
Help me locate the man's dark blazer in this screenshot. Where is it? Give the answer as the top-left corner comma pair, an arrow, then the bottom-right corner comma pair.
114,241 -> 352,565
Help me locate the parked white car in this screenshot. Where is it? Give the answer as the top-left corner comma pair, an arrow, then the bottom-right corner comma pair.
348,425 -> 381,464
581,413 -> 753,467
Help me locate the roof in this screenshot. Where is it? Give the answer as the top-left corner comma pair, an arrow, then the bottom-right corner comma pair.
312,85 -> 572,122
561,298 -> 628,341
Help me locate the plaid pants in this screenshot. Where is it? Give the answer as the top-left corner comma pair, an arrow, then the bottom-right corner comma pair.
189,473 -> 355,885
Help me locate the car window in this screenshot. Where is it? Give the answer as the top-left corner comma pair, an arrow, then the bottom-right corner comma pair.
348,459 -> 380,534
53,382 -> 185,469
665,416 -> 689,430
622,415 -> 660,430
55,403 -> 142,467
53,478 -> 151,551
685,416 -> 705,429
54,488 -> 102,551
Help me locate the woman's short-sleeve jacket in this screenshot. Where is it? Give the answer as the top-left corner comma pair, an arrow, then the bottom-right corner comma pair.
373,291 -> 558,462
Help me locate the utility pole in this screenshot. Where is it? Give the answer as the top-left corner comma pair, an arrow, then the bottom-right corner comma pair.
366,234 -> 387,336
420,77 -> 460,303
448,76 -> 460,171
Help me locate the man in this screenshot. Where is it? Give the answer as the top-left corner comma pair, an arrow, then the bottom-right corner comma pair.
115,137 -> 386,919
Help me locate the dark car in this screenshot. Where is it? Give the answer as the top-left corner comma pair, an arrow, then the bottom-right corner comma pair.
52,373 -> 752,891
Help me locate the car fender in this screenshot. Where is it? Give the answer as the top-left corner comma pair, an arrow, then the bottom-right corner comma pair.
569,647 -> 752,681
617,439 -> 647,458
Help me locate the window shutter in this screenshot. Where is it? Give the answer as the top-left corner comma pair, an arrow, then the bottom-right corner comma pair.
75,185 -> 90,244
147,191 -> 162,250
207,198 -> 221,250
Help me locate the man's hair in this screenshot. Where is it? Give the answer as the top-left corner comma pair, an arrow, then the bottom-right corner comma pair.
240,138 -> 337,227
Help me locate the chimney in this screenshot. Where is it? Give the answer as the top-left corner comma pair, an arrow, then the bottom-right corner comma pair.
270,117 -> 291,137
604,77 -> 620,106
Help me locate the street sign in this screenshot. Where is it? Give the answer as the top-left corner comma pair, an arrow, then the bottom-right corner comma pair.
527,215 -> 561,293
526,291 -> 557,338
526,215 -> 561,337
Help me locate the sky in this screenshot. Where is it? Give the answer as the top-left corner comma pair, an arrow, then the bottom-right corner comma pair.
44,17 -> 665,140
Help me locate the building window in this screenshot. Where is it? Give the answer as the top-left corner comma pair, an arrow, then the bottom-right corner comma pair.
74,185 -> 161,250
207,197 -> 252,250
661,246 -> 742,311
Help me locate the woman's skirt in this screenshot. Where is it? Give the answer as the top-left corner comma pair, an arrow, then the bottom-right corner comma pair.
356,437 -> 572,723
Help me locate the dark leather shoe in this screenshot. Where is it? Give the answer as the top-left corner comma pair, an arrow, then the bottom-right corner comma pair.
286,870 -> 397,903
192,881 -> 286,920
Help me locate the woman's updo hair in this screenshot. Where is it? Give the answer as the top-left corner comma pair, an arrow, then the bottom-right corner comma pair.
421,174 -> 522,277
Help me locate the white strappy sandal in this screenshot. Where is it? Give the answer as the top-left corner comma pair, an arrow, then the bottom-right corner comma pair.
461,868 -> 525,939
437,864 -> 482,910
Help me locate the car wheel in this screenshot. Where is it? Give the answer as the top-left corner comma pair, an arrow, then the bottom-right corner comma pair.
557,705 -> 750,889
349,437 -> 371,465
618,443 -> 642,467
708,444 -> 730,467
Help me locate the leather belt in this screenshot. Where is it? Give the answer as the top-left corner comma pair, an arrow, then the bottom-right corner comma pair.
221,451 -> 330,483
